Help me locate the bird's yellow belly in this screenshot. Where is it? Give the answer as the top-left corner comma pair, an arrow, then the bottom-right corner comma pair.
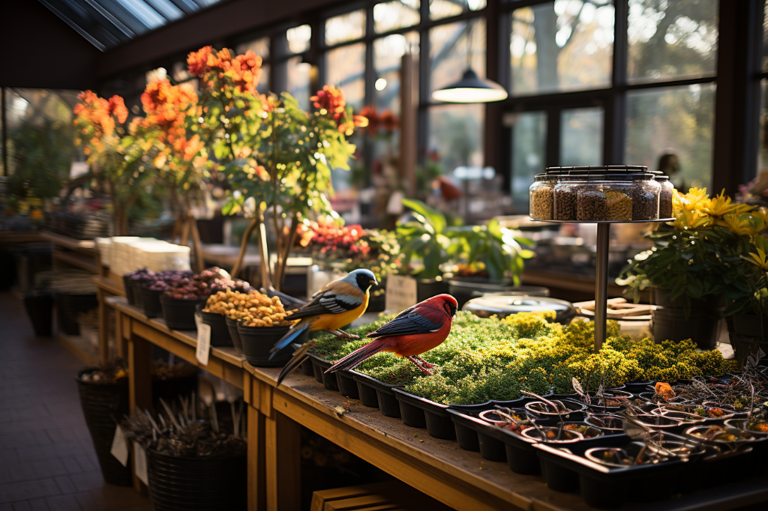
309,297 -> 369,332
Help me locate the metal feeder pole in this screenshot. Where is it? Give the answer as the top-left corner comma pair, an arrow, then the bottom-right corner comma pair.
594,223 -> 610,352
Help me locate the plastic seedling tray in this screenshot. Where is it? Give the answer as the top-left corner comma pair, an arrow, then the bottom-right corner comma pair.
351,371 -> 403,417
392,388 -> 455,439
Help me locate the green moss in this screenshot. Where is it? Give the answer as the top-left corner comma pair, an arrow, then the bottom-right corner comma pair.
307,311 -> 735,406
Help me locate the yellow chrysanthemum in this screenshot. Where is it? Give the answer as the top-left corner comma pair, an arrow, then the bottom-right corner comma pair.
747,246 -> 768,271
673,208 -> 712,231
715,213 -> 754,236
704,190 -> 753,217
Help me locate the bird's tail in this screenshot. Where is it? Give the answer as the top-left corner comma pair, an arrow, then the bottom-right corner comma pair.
276,341 -> 316,387
269,321 -> 311,359
325,339 -> 392,374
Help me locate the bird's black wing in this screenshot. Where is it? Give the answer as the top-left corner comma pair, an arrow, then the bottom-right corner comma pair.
367,311 -> 442,339
286,290 -> 363,320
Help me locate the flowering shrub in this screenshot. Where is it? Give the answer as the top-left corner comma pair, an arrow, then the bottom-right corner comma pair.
310,312 -> 735,405
358,106 -> 399,136
188,45 -> 368,286
618,187 -> 768,316
73,91 -> 147,234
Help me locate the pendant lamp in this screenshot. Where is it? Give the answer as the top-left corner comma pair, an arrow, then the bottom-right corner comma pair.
431,21 -> 508,103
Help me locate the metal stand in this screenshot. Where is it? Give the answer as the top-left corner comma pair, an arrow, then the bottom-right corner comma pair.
594,223 -> 610,352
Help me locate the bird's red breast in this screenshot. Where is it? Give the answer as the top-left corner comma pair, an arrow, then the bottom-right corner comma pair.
382,317 -> 453,357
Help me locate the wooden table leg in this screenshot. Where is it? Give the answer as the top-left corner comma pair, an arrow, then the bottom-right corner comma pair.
248,403 -> 266,511
115,310 -> 126,360
128,328 -> 153,493
265,411 -> 301,511
97,288 -> 109,363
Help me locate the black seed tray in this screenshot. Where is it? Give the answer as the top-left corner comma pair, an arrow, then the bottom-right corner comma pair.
446,397 -> 558,463
335,370 -> 359,399
307,353 -> 338,392
534,436 -> 689,508
392,389 -> 455,440
351,371 -> 403,418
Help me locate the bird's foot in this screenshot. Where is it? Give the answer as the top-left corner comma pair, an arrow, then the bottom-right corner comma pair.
331,329 -> 359,339
407,356 -> 434,375
415,356 -> 434,368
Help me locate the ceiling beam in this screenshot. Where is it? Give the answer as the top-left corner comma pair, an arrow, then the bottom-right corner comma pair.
96,0 -> 345,80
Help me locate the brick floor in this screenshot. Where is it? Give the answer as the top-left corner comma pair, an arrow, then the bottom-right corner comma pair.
0,293 -> 152,510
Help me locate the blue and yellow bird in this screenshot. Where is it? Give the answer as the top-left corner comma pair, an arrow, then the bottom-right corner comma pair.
269,269 -> 378,359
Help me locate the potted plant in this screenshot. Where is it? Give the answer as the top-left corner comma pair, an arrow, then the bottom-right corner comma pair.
188,46 -> 367,290
617,188 -> 762,349
723,220 -> 768,365
395,199 -> 533,304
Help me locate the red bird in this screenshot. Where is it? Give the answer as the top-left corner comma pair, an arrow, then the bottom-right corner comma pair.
325,294 -> 458,375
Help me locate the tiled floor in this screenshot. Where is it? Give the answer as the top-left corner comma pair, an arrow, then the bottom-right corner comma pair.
0,293 -> 153,511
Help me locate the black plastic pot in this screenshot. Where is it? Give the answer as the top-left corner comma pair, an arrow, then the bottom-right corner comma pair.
351,371 -> 402,417
122,275 -> 136,306
225,317 -> 243,353
335,370 -> 360,399
139,286 -> 164,318
196,304 -> 232,347
730,314 -> 768,368
147,449 -> 247,511
153,371 -> 199,408
416,278 -> 450,302
160,295 -> 204,331
534,436 -> 687,508
300,358 -> 315,376
55,290 -> 98,335
308,353 -> 339,391
76,369 -> 132,486
624,381 -> 655,394
652,307 -> 719,350
239,324 -> 294,367
367,280 -> 386,313
23,291 -> 54,337
393,389 -> 455,439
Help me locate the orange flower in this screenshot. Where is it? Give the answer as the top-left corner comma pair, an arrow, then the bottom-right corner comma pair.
188,46 -> 213,77
311,85 -> 346,120
141,79 -> 197,136
379,109 -> 399,132
654,382 -> 675,401
359,106 -> 380,134
108,96 -> 129,124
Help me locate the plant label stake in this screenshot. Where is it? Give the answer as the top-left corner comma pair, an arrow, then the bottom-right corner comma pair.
195,312 -> 211,365
110,425 -> 129,467
133,442 -> 149,485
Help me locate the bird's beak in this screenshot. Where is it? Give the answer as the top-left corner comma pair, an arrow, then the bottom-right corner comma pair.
369,279 -> 376,284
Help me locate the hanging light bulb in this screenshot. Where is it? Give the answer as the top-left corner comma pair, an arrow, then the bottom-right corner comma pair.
432,20 -> 508,104
432,69 -> 508,103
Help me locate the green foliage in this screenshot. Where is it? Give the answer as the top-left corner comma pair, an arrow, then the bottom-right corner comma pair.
617,224 -> 749,316
8,119 -> 75,200
310,312 -> 736,405
395,199 -> 533,281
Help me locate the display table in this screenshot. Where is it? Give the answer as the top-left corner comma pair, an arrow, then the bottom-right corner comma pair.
107,295 -> 768,511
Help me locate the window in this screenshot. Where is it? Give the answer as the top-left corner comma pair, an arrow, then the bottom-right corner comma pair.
273,27 -> 313,108
326,43 -> 366,110
374,32 -> 420,113
430,0 -> 486,21
428,104 -> 485,176
561,107 -> 603,167
509,1 -> 614,95
627,0 -> 718,83
325,10 -> 366,46
626,84 -> 715,189
374,1 -> 420,33
510,112 -> 546,205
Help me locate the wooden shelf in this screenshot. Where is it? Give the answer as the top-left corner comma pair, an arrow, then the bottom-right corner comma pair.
52,248 -> 100,273
39,231 -> 98,254
105,294 -> 768,511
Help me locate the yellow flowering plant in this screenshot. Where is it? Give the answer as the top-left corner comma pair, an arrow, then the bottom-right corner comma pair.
618,188 -> 766,317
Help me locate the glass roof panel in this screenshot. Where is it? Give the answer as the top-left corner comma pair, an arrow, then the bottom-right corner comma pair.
39,0 -> 227,51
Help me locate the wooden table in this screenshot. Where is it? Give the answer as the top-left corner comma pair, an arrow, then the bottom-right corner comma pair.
106,296 -> 768,511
